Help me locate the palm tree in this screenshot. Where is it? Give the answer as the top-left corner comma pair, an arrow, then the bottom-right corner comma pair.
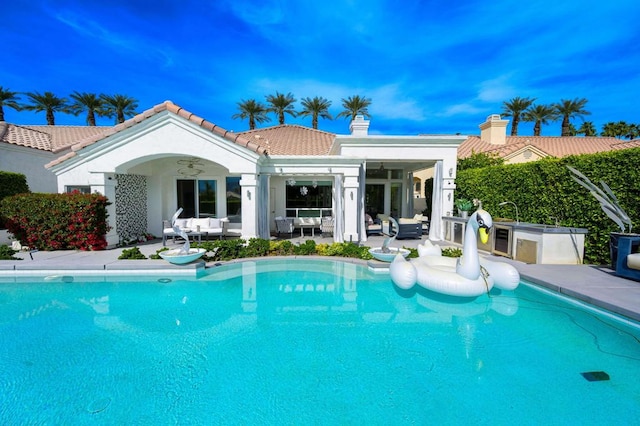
232,99 -> 271,130
576,121 -> 597,136
501,97 -> 535,136
265,91 -> 297,125
22,91 -> 70,125
601,121 -> 629,138
0,86 -> 22,121
336,95 -> 372,121
100,94 -> 139,124
70,92 -> 105,126
299,96 -> 333,129
553,98 -> 590,137
522,104 -> 556,136
626,123 -> 640,140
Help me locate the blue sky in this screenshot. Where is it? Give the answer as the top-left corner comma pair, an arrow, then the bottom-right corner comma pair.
2,0 -> 639,136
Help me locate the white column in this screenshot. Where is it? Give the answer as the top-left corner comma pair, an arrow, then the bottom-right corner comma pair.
343,174 -> 359,242
240,173 -> 258,238
91,173 -> 119,248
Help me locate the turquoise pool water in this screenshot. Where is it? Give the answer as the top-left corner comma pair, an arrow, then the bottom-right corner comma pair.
1,259 -> 639,424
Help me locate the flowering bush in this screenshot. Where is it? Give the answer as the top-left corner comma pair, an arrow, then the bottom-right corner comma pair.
0,192 -> 111,251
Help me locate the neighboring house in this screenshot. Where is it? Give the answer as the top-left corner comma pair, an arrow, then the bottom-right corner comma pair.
0,122 -> 106,192
458,114 -> 640,162
39,101 -> 464,246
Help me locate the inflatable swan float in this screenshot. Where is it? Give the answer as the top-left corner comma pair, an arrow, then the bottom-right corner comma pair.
390,209 -> 520,297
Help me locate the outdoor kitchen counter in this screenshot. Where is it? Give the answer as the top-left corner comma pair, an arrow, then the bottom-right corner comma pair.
442,217 -> 589,264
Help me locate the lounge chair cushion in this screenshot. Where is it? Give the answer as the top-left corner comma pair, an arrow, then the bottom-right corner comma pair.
628,253 -> 640,270
398,217 -> 419,224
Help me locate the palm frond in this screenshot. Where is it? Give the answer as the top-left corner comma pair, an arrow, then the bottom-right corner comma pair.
567,166 -> 632,233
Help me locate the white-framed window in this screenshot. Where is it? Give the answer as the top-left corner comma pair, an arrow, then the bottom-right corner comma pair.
66,185 -> 91,194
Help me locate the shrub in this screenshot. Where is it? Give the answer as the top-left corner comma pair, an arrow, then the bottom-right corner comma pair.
442,247 -> 462,258
241,238 -> 270,258
293,240 -> 317,256
118,247 -> 147,260
0,245 -> 20,260
0,192 -> 110,251
269,240 -> 295,256
193,239 -> 246,261
0,171 -> 29,229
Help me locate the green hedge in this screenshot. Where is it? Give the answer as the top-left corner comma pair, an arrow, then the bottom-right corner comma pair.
0,171 -> 30,229
455,147 -> 640,264
0,193 -> 111,251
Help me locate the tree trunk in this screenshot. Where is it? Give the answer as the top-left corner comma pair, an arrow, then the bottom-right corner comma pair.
88,111 -> 96,126
561,116 -> 570,136
46,109 -> 55,125
534,121 -> 541,136
511,116 -> 519,136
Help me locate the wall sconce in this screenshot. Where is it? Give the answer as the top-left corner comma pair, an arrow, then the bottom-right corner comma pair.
247,190 -> 251,200
448,168 -> 453,177
448,193 -> 451,201
350,191 -> 354,200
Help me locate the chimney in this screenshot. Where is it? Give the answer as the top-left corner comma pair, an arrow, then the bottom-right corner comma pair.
479,114 -> 508,145
350,115 -> 369,136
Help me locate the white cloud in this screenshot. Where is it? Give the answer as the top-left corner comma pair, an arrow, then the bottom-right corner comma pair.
54,11 -> 174,67
369,84 -> 425,121
440,103 -> 485,117
476,75 -> 518,103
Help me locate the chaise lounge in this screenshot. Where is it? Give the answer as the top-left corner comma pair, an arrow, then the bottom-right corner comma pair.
615,235 -> 640,282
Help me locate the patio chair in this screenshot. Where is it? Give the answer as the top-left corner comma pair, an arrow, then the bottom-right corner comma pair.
275,217 -> 294,238
321,216 -> 334,237
365,214 -> 382,236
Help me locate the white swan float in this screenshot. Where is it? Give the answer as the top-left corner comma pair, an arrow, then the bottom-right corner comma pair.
390,209 -> 519,297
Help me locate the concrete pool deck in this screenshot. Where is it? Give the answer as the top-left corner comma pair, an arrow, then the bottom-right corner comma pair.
1,231 -> 639,323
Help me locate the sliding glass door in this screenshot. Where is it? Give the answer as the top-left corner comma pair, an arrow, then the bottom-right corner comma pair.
177,179 -> 217,218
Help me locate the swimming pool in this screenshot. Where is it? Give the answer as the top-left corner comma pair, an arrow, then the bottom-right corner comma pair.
1,259 -> 639,424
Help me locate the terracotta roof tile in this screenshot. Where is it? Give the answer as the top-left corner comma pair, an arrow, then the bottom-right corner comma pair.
238,125 -> 335,156
43,101 -> 269,167
458,135 -> 631,159
0,123 -> 107,153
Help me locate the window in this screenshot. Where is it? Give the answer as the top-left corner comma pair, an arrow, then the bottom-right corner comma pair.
177,179 -> 217,218
198,180 -> 216,217
66,185 -> 91,194
285,181 -> 332,217
226,177 -> 241,222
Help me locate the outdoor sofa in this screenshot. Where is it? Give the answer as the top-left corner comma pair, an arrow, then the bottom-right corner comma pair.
163,217 -> 238,245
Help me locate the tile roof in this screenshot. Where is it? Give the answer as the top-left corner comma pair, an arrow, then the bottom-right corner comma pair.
458,135 -> 631,159
0,121 -> 107,153
44,101 -> 267,168
238,125 -> 336,155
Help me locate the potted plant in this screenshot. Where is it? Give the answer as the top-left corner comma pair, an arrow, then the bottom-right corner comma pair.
568,166 -> 639,271
455,198 -> 474,219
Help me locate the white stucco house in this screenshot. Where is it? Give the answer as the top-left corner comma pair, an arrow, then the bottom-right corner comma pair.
36,101 -> 463,247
